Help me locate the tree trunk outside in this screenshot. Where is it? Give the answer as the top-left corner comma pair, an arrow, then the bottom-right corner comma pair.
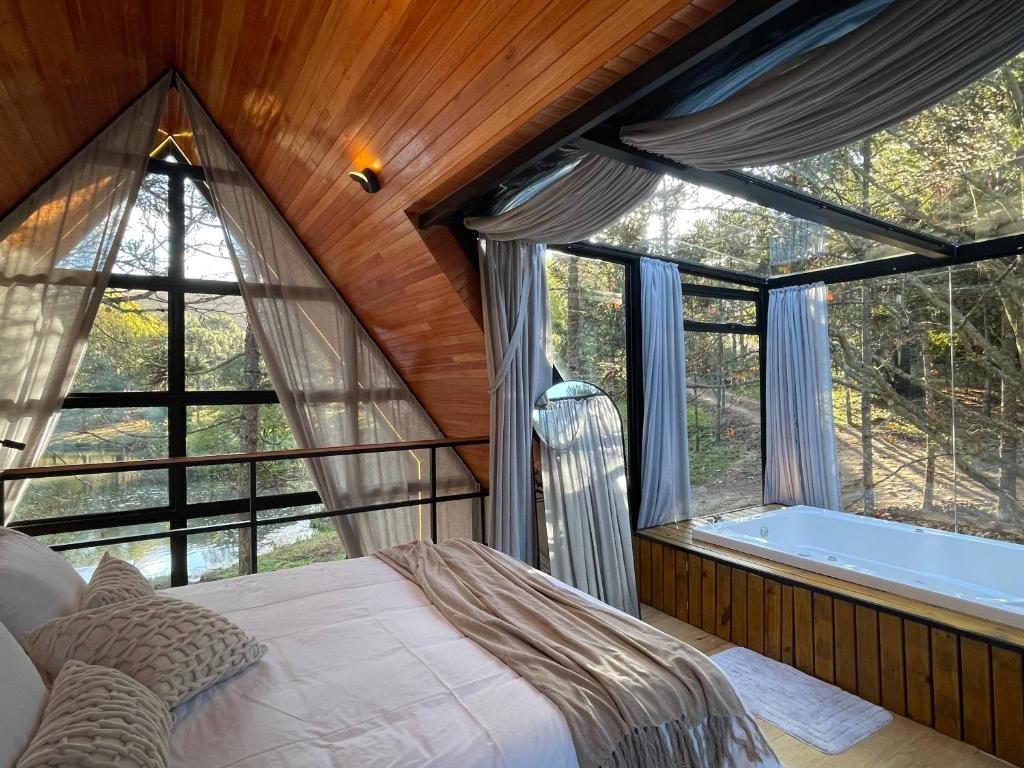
565,256 -> 581,376
997,312 -> 1020,522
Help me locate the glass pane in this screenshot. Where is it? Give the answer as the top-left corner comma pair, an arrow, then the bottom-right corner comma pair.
186,529 -> 249,584
747,52 -> 1024,245
74,289 -> 168,392
14,407 -> 168,519
185,293 -> 270,390
949,258 -> 1023,543
588,176 -> 897,277
255,518 -> 346,573
186,404 -> 304,504
47,535 -> 172,588
683,295 -> 756,325
183,177 -> 234,281
685,332 -> 761,516
545,251 -> 628,425
114,173 -> 170,276
828,272 -> 957,529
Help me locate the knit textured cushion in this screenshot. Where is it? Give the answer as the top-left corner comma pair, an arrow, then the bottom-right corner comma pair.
23,595 -> 266,708
14,660 -> 171,768
81,553 -> 154,610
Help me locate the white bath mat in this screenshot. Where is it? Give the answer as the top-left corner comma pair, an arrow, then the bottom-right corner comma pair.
712,646 -> 892,754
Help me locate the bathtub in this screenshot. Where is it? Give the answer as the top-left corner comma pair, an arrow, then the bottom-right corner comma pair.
691,505 -> 1024,629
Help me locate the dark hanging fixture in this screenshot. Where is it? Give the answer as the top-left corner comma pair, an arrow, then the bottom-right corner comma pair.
348,168 -> 381,193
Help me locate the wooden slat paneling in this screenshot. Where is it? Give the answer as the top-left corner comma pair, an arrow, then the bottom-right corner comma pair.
637,528 -> 1024,768
880,612 -> 908,717
731,566 -> 747,647
904,619 -> 932,726
651,541 -> 664,612
701,557 -> 716,632
687,552 -> 702,626
746,573 -> 764,654
932,628 -> 962,740
764,578 -> 782,661
813,592 -> 835,683
834,598 -> 857,694
960,637 -> 993,754
794,586 -> 814,675
856,604 -> 882,705
716,563 -> 732,640
673,549 -> 688,621
992,647 -> 1024,765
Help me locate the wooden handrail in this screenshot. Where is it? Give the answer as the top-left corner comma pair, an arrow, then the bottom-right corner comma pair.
0,436 -> 489,481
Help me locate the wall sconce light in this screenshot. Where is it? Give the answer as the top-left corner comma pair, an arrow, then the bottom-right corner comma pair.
348,168 -> 381,193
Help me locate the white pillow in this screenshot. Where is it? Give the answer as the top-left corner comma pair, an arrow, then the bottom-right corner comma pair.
0,528 -> 85,638
0,621 -> 46,768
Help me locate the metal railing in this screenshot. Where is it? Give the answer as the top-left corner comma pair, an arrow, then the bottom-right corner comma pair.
0,436 -> 488,586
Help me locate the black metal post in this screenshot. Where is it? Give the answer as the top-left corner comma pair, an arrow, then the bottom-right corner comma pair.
248,460 -> 258,573
429,446 -> 438,543
167,170 -> 188,587
625,259 -> 645,531
758,284 -> 769,494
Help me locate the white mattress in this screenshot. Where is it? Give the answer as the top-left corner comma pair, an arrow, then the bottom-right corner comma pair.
164,557 -> 579,768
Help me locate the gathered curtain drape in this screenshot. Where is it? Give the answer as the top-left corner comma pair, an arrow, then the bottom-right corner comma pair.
465,155 -> 660,244
535,390 -> 638,616
0,74 -> 170,517
479,240 -> 551,563
764,284 -> 842,510
621,0 -> 1024,169
180,82 -> 478,557
638,258 -> 691,528
468,154 -> 658,562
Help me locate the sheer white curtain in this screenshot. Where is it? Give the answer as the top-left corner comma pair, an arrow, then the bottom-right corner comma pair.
638,257 -> 691,528
1,74 -> 170,516
535,390 -> 638,616
479,239 -> 551,563
180,83 -> 478,556
764,284 -> 842,510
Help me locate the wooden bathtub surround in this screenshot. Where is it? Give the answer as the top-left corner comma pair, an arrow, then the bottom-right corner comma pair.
636,506 -> 1024,767
645,606 -> 1010,767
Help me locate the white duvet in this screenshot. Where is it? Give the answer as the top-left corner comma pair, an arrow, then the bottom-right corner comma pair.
165,556 -> 579,768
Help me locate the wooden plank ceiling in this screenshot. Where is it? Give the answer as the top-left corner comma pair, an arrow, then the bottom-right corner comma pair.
0,0 -> 731,483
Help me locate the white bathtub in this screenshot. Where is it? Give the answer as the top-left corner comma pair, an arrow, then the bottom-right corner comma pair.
691,505 -> 1024,629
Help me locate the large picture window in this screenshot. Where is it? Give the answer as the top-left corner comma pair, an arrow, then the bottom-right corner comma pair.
829,257 -> 1023,544
19,157 -> 343,585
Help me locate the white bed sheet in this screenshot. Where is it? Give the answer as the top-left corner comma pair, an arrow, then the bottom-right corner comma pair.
165,556 -> 579,768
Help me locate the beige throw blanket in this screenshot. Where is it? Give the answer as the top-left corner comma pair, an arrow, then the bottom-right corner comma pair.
377,539 -> 779,768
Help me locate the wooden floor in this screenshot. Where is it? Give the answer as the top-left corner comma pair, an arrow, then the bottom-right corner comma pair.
642,605 -> 1011,767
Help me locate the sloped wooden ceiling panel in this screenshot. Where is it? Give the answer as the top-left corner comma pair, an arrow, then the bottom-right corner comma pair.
0,0 -> 174,214
0,0 -> 731,483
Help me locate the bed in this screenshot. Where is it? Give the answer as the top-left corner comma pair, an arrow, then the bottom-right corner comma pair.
165,556 -> 578,767
162,541 -> 778,768
1,525 -> 776,768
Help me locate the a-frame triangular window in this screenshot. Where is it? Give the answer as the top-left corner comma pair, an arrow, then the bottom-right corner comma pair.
18,102 -> 336,586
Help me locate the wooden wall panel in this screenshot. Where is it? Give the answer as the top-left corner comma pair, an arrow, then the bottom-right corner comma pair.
0,1 -> 732,483
834,598 -> 857,693
992,647 -> 1024,765
960,638 -> 993,754
636,533 -> 1024,767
